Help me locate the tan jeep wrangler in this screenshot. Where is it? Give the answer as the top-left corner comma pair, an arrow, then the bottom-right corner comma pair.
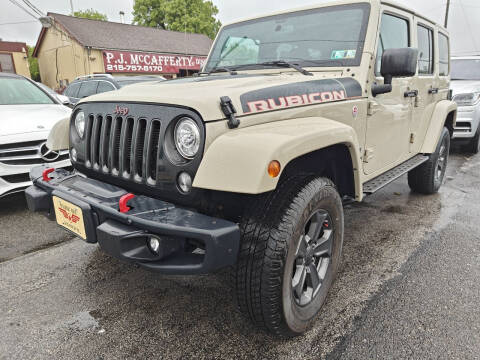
26,0 -> 456,337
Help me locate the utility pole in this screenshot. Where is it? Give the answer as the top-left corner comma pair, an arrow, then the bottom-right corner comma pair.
444,0 -> 451,28
69,0 -> 74,15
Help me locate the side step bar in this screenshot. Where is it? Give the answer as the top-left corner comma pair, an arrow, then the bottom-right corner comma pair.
363,154 -> 429,194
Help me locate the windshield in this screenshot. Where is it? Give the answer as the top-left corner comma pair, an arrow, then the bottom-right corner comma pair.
451,59 -> 480,80
204,3 -> 370,72
0,77 -> 54,105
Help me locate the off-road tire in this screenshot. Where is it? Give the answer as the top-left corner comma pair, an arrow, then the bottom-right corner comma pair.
466,126 -> 480,154
408,127 -> 450,194
234,176 -> 344,337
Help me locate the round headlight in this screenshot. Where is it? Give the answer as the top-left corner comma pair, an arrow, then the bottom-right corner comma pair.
174,118 -> 200,159
75,111 -> 85,138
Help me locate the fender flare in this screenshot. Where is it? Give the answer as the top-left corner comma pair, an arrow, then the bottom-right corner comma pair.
193,117 -> 363,196
46,117 -> 70,151
421,100 -> 457,154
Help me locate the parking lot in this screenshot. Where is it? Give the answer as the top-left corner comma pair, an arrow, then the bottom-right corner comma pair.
1,148 -> 479,360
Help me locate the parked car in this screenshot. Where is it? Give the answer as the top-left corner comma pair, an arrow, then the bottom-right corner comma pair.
36,82 -> 71,106
26,0 -> 456,337
450,56 -> 480,153
63,74 -> 165,105
0,73 -> 71,198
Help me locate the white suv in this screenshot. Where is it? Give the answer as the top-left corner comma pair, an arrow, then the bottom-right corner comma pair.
451,56 -> 480,153
0,73 -> 71,198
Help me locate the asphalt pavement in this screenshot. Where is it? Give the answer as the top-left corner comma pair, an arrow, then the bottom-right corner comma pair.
1,149 -> 479,359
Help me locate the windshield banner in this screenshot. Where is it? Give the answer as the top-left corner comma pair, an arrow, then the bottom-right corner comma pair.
102,50 -> 207,74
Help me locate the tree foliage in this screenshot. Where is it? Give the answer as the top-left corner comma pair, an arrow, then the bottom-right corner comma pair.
73,9 -> 108,21
133,0 -> 221,39
27,45 -> 40,81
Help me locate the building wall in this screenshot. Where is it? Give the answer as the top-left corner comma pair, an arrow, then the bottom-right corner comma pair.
36,26 -> 103,89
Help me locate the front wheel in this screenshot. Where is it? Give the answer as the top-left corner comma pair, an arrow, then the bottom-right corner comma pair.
234,176 -> 344,337
408,127 -> 450,194
466,126 -> 480,154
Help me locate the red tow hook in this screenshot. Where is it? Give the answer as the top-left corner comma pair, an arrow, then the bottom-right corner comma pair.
119,193 -> 135,213
42,168 -> 55,182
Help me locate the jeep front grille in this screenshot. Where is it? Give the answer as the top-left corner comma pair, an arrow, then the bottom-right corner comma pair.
84,114 -> 163,185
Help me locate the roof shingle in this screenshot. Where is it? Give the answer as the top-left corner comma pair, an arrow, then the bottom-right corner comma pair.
41,13 -> 212,56
0,41 -> 27,53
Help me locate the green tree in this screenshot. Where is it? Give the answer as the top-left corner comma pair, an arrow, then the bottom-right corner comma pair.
27,45 -> 40,81
133,0 -> 221,39
73,8 -> 108,21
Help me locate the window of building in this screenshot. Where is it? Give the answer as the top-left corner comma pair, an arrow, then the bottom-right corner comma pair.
417,24 -> 434,75
376,13 -> 410,75
439,33 -> 450,76
77,81 -> 98,98
96,81 -> 115,94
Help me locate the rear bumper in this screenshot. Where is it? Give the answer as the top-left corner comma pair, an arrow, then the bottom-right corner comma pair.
26,165 -> 240,275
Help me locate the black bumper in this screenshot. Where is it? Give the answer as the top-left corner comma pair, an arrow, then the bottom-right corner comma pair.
26,165 -> 240,275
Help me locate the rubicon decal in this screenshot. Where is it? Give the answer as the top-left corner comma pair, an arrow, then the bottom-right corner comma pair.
240,78 -> 363,114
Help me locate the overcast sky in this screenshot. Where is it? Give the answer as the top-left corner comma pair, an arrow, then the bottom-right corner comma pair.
1,0 -> 479,56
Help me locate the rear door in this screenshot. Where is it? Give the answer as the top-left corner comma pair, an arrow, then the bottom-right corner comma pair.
409,20 -> 437,153
77,80 -> 99,100
364,8 -> 415,175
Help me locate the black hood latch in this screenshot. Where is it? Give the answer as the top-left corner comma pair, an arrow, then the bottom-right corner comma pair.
220,96 -> 240,129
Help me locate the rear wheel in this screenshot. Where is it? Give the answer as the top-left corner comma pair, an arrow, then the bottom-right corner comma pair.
234,176 -> 344,337
408,127 -> 450,194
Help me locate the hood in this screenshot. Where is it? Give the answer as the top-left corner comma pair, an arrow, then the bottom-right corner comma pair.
450,80 -> 480,96
0,104 -> 71,139
80,71 -> 364,121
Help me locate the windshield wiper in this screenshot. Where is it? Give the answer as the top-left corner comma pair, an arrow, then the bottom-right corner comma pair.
197,67 -> 238,76
259,61 -> 313,76
231,61 -> 313,76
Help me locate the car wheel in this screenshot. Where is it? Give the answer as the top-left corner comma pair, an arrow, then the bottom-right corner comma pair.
467,126 -> 480,154
408,127 -> 450,194
234,176 -> 344,337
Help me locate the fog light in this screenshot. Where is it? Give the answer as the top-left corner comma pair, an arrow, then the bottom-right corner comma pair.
177,172 -> 192,193
148,236 -> 161,254
70,148 -> 77,162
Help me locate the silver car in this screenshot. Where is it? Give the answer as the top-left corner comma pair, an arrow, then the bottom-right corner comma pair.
0,73 -> 71,198
451,56 -> 480,153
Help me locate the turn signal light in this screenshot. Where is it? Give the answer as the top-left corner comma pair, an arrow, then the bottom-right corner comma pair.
268,160 -> 281,178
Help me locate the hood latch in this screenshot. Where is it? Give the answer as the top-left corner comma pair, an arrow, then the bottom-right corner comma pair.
220,96 -> 240,129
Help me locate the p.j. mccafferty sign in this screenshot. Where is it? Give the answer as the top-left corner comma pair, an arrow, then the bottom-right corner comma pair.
103,50 -> 207,74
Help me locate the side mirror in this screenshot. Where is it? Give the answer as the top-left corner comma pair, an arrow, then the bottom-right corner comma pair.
55,94 -> 71,106
372,48 -> 418,97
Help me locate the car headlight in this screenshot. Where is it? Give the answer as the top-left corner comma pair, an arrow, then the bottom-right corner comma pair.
74,111 -> 85,138
453,92 -> 480,106
174,117 -> 200,159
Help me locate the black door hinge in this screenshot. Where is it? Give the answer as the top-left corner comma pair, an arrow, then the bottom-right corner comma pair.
220,96 -> 240,129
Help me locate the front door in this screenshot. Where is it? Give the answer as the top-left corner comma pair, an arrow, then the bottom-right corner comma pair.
364,9 -> 415,175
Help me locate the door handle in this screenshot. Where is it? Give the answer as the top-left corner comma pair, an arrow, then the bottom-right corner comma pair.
428,88 -> 439,94
404,90 -> 418,98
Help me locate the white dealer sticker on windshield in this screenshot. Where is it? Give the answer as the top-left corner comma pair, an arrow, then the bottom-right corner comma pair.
331,50 -> 357,60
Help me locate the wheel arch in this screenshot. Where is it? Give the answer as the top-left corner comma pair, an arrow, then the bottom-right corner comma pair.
193,117 -> 363,199
421,100 -> 457,153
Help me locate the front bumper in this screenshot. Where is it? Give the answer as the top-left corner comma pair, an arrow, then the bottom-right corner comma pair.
26,165 -> 240,275
452,104 -> 480,140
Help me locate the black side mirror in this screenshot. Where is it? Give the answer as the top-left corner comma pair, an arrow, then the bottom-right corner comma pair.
372,48 -> 418,97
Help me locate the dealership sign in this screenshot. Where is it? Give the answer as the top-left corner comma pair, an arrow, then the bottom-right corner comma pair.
103,50 -> 207,74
